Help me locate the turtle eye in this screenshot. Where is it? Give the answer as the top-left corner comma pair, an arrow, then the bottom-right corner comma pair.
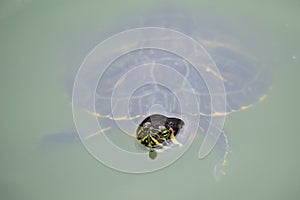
161,129 -> 170,137
144,122 -> 151,127
168,121 -> 174,128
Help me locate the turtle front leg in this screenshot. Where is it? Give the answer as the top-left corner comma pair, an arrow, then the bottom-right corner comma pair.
214,130 -> 230,178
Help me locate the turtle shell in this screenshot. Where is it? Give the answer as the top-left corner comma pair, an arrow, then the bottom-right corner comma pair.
89,34 -> 270,120
71,8 -> 271,122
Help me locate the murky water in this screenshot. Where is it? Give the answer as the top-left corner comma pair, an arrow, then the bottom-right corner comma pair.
0,1 -> 299,200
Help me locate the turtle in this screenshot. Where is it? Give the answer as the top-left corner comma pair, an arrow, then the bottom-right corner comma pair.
66,8 -> 271,175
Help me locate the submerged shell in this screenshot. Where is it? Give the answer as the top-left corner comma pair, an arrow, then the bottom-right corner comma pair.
73,9 -> 271,121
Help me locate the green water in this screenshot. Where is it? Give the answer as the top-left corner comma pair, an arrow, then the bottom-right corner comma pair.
1,1 -> 299,199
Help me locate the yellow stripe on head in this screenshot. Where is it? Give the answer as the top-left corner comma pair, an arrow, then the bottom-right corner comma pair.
169,129 -> 183,147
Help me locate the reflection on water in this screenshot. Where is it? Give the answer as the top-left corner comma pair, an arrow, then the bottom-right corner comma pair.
1,1 -> 299,200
